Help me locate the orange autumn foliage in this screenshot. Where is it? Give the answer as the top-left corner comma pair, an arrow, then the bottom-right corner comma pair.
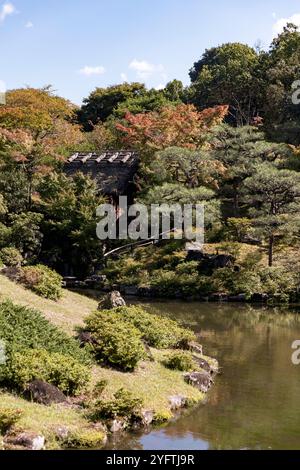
115,103 -> 229,153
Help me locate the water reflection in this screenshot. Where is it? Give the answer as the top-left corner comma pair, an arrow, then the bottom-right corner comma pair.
106,302 -> 300,450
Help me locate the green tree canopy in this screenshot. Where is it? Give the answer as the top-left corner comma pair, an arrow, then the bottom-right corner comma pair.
189,43 -> 261,126
243,164 -> 300,266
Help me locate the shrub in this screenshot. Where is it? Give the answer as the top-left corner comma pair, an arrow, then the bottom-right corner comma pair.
0,247 -> 23,267
163,351 -> 195,371
211,267 -> 261,299
175,262 -> 199,275
19,264 -> 62,300
0,407 -> 23,434
152,410 -> 173,424
7,349 -> 90,396
258,267 -> 297,298
150,269 -> 201,297
115,305 -> 195,349
92,380 -> 108,399
0,301 -> 90,368
89,388 -> 143,421
61,428 -> 106,449
84,310 -> 145,371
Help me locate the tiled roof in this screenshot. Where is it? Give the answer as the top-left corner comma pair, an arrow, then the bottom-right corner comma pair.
64,151 -> 139,196
66,151 -> 138,165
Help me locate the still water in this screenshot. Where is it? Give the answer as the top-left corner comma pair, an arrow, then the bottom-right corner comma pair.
107,301 -> 300,450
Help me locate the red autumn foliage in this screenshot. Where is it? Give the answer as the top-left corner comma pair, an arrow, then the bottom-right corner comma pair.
115,104 -> 229,153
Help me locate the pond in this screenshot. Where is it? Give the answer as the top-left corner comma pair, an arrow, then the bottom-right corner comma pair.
106,301 -> 300,450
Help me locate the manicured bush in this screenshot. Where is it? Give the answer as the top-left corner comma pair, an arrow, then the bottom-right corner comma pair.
163,351 -> 195,371
152,409 -> 173,424
150,269 -> 201,297
84,310 -> 145,371
258,267 -> 297,299
211,267 -> 261,299
19,264 -> 62,300
61,428 -> 106,449
0,247 -> 23,267
115,305 -> 196,349
0,407 -> 23,434
175,262 -> 199,275
7,349 -> 90,396
0,301 -> 90,366
89,388 -> 143,421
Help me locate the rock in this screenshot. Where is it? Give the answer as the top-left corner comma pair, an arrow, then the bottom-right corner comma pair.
1,266 -> 22,282
184,371 -> 213,393
98,291 -> 126,310
124,286 -> 138,296
25,380 -> 67,406
138,287 -> 155,297
251,293 -> 269,303
186,251 -> 205,263
141,410 -> 154,426
187,341 -> 203,355
192,356 -> 211,373
4,432 -> 45,450
109,419 -> 127,433
62,276 -> 78,288
228,293 -> 247,302
143,341 -> 155,361
192,356 -> 218,375
209,293 -> 228,302
169,395 -> 186,410
55,426 -> 70,440
77,331 -> 98,347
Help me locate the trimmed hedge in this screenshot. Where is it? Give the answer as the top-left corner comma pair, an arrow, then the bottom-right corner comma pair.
19,264 -> 62,300
0,247 -> 23,267
163,351 -> 195,371
89,388 -> 143,422
0,300 -> 90,365
115,305 -> 195,349
84,305 -> 195,370
84,310 -> 145,371
7,349 -> 90,396
0,407 -> 23,434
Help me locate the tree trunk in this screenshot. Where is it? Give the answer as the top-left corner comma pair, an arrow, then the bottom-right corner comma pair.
233,187 -> 239,217
268,234 -> 274,267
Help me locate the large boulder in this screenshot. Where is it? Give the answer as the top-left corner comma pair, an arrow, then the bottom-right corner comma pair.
4,432 -> 45,450
184,371 -> 213,393
98,291 -> 126,310
25,380 -> 67,406
192,356 -> 218,375
169,395 -> 186,410
187,341 -> 203,355
141,410 -> 154,426
77,331 -> 98,347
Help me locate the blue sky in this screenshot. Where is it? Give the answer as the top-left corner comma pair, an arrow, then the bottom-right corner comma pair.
1,0 -> 300,104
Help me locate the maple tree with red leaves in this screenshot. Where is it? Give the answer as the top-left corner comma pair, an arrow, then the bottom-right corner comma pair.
115,103 -> 229,155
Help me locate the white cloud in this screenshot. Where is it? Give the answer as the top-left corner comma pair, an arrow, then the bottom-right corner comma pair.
120,72 -> 127,82
25,21 -> 33,28
273,13 -> 300,34
129,59 -> 164,79
79,65 -> 106,77
272,12 -> 277,19
0,2 -> 16,22
155,83 -> 165,90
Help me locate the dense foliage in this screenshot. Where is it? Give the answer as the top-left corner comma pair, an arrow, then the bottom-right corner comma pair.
84,305 -> 195,369
7,349 -> 90,395
19,264 -> 63,300
0,24 -> 300,301
0,301 -> 90,364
